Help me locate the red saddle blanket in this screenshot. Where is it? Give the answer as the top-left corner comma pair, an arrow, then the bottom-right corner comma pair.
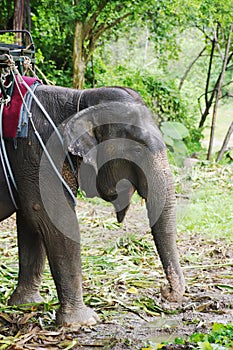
2,76 -> 38,138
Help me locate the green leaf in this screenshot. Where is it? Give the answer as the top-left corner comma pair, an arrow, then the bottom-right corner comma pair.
161,122 -> 190,140
190,333 -> 207,342
174,337 -> 185,344
198,341 -> 212,350
228,149 -> 233,159
173,139 -> 188,154
163,134 -> 174,146
214,284 -> 233,291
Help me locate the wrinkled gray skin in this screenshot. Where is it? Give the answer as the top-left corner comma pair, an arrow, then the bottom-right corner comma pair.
0,85 -> 185,327
0,164 -> 15,220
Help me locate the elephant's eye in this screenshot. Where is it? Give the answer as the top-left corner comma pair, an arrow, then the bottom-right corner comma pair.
108,189 -> 116,196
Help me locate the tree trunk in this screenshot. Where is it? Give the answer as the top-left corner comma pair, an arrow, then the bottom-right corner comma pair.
13,0 -> 24,45
198,39 -> 216,128
73,21 -> 86,89
216,121 -> 233,162
24,0 -> 31,32
143,26 -> 149,67
179,46 -> 206,90
207,24 -> 233,160
198,75 -> 220,129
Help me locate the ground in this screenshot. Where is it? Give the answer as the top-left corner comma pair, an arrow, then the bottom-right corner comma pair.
0,164 -> 232,349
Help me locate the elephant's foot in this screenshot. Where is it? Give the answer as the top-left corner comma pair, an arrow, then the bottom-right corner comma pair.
161,265 -> 185,302
161,284 -> 185,302
56,305 -> 100,328
8,287 -> 44,306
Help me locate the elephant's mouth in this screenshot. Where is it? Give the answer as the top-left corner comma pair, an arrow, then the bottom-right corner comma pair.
99,180 -> 135,223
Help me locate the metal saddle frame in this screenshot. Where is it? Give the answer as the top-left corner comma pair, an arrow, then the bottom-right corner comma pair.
0,30 -> 77,210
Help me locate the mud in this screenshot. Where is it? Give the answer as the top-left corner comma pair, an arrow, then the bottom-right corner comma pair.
0,198 -> 232,349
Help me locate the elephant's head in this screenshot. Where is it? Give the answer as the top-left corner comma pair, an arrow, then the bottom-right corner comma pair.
63,101 -> 185,302
63,102 -> 166,223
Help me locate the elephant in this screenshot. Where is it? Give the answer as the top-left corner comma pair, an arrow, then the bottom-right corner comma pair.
0,162 -> 15,220
0,83 -> 185,327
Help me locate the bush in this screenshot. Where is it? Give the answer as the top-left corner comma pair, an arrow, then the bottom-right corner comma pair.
93,65 -> 203,158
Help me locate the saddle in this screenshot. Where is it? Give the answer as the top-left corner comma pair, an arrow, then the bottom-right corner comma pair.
0,30 -> 39,138
0,30 -> 76,209
0,29 -> 35,72
0,30 -> 39,207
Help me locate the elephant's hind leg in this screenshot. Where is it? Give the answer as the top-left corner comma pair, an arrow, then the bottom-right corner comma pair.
8,211 -> 46,305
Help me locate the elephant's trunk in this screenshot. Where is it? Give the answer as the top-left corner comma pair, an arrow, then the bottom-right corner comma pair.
145,150 -> 185,302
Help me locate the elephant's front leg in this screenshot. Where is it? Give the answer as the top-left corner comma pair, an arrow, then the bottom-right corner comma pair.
44,227 -> 99,327
8,211 -> 46,305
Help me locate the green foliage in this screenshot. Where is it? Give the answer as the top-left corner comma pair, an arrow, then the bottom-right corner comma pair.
164,130 -> 186,147
160,121 -> 189,164
30,0 -> 75,86
141,76 -> 188,124
93,61 -> 202,156
150,323 -> 233,349
189,323 -> 233,348
140,75 -> 203,154
0,33 -> 15,44
1,0 -> 232,156
0,0 -> 14,30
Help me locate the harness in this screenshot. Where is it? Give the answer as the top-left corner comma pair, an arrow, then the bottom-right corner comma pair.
0,30 -> 77,208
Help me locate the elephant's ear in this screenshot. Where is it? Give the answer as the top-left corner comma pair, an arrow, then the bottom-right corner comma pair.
63,107 -> 98,166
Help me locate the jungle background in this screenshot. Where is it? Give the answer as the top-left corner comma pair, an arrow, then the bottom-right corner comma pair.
0,0 -> 232,349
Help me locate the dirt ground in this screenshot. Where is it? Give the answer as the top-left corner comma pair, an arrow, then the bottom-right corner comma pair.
0,198 -> 232,349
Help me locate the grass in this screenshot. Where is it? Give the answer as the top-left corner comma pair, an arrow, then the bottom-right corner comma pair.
202,103 -> 233,152
175,162 -> 233,240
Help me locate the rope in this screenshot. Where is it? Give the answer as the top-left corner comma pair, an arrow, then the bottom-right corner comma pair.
29,117 -> 77,204
10,65 -> 77,205
0,55 -> 77,207
22,56 -> 38,79
0,143 -> 18,209
19,74 -> 77,177
77,90 -> 84,112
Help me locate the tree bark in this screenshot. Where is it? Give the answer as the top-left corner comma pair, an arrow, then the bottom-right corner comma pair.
72,3 -> 132,89
198,39 -> 216,128
24,0 -> 31,32
207,24 -> 233,160
143,26 -> 149,67
73,21 -> 86,89
216,121 -> 233,161
179,46 -> 206,90
13,0 -> 24,45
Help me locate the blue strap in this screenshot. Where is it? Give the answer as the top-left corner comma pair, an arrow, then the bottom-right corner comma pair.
22,80 -> 77,178
0,74 -> 77,208
17,80 -> 40,138
21,80 -> 77,206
